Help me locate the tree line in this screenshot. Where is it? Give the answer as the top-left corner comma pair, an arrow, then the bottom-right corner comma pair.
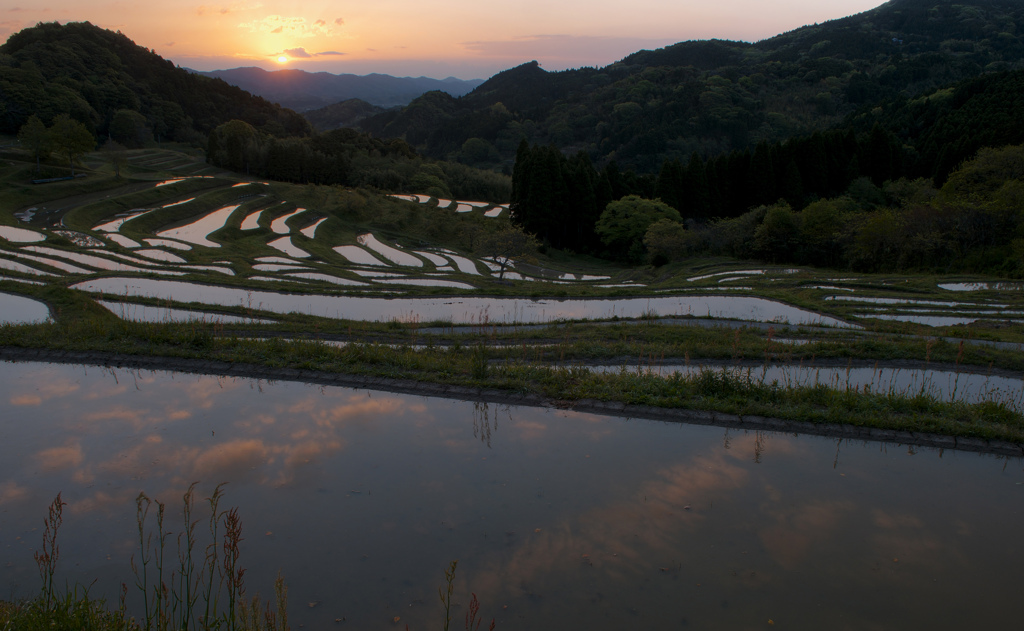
669,144 -> 1024,275
509,67 -> 1024,271
207,120 -> 511,202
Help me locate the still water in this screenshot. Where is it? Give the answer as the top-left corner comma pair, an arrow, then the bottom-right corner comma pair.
71,277 -> 854,327
0,361 -> 1021,630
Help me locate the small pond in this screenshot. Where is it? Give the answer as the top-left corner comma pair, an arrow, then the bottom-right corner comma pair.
70,277 -> 857,327
0,362 -> 1020,630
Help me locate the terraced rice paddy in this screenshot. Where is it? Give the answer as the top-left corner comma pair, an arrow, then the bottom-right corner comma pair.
1,154 -> 1022,336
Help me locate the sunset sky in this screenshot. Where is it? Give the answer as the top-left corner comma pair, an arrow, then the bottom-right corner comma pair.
3,1 -> 884,79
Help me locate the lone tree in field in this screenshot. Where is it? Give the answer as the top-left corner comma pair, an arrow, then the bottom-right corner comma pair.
49,114 -> 94,176
477,222 -> 540,280
101,139 -> 128,178
596,195 -> 681,263
17,115 -> 51,174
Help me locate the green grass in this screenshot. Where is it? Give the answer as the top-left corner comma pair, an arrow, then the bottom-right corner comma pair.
2,311 -> 1021,444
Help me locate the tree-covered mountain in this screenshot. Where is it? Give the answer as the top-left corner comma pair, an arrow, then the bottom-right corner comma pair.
0,21 -> 310,142
0,21 -> 510,202
507,65 -> 1024,261
360,0 -> 1024,171
200,67 -> 484,111
303,99 -> 387,132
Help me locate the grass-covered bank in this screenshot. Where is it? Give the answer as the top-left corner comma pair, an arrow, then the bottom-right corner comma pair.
2,315 -> 1022,449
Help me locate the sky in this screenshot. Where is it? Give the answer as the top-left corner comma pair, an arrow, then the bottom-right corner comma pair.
2,1 -> 885,79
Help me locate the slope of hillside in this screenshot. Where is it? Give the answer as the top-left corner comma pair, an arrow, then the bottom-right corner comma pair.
0,22 -> 310,141
303,99 -> 388,131
360,0 -> 1024,171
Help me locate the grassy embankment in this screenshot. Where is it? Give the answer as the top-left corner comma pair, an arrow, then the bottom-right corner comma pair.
2,283 -> 1023,445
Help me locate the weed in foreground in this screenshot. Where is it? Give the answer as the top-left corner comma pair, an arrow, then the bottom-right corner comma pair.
2,487 -> 289,631
7,492 -> 492,631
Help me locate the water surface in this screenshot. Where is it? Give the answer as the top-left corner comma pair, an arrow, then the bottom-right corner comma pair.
69,277 -> 856,326
0,361 -> 1020,630
0,292 -> 50,323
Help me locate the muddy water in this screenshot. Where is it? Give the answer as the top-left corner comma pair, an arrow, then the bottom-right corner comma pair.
0,361 -> 1021,630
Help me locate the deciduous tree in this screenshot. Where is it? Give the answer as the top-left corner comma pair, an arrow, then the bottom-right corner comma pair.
476,223 -> 540,279
17,114 -> 51,174
49,114 -> 94,176
596,195 -> 681,263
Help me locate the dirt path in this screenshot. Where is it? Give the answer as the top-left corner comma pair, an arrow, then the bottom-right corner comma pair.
3,346 -> 1021,457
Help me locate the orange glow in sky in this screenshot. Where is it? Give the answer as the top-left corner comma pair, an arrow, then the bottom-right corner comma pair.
1,1 -> 886,78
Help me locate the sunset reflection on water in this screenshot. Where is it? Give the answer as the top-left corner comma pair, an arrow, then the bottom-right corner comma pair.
1,361 -> 1021,630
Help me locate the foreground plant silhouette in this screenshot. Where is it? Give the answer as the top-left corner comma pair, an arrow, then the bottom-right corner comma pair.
404,559 -> 495,631
4,490 -> 493,630
0,486 -> 289,631
131,483 -> 289,631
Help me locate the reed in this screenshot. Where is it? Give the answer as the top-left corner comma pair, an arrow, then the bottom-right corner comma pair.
2,487 -> 289,631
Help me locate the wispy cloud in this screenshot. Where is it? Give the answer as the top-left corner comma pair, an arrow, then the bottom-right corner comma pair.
239,14 -> 335,38
196,2 -> 262,17
275,47 -> 346,59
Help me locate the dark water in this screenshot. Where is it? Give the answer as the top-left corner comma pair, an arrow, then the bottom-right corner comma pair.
0,361 -> 1021,630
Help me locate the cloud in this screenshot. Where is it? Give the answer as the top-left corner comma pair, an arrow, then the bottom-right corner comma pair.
0,481 -> 29,506
275,48 -> 346,59
334,18 -> 345,26
197,2 -> 262,16
165,42 -> 175,47
238,14 -> 334,38
36,444 -> 84,472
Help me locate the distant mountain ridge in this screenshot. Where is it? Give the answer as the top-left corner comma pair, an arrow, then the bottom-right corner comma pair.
198,67 -> 484,111
358,0 -> 1024,171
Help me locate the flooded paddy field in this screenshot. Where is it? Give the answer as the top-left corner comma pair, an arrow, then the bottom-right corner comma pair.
0,361 -> 1021,630
2,163 -> 1024,338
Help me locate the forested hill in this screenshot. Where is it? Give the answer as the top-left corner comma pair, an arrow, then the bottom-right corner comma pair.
360,0 -> 1024,171
0,22 -> 309,142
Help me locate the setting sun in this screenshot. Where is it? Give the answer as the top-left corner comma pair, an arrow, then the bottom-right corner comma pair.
277,56 -> 287,63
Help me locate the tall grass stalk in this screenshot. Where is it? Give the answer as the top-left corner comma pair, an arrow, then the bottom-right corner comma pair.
33,493 -> 66,609
439,560 -> 457,631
